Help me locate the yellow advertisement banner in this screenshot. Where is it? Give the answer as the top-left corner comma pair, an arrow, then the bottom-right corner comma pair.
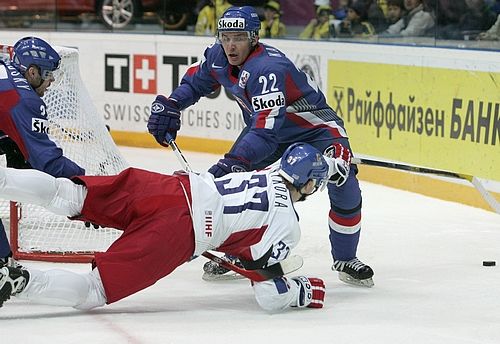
327,60 -> 500,181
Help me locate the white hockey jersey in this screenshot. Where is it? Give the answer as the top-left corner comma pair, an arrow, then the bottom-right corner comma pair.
189,167 -> 300,266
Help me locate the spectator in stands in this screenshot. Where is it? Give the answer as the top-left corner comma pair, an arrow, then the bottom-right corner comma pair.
477,13 -> 500,40
485,0 -> 500,14
429,0 -> 465,39
459,0 -> 497,39
259,0 -> 286,38
338,1 -> 376,37
195,0 -> 232,36
386,0 -> 406,25
363,0 -> 389,32
332,0 -> 349,20
299,5 -> 334,40
314,0 -> 332,11
383,0 -> 435,36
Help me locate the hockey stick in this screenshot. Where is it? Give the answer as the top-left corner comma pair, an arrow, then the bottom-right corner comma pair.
352,157 -> 500,214
165,134 -> 193,173
202,251 -> 303,282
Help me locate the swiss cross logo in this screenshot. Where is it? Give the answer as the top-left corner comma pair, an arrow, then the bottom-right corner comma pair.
133,55 -> 156,94
104,54 -> 198,94
105,53 -> 156,94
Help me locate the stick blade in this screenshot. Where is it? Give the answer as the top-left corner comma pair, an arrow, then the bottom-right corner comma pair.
202,255 -> 304,282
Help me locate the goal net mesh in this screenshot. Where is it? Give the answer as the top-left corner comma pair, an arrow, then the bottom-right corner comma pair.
0,46 -> 127,261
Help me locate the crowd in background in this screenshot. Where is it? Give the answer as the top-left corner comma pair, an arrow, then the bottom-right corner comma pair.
192,0 -> 500,41
0,0 -> 499,43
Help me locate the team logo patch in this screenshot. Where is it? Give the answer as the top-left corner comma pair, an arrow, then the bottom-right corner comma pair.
252,92 -> 285,112
218,18 -> 245,30
151,102 -> 165,113
32,118 -> 50,134
239,70 -> 250,88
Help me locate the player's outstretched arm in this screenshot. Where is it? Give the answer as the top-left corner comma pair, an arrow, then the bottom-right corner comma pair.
252,276 -> 325,313
0,166 -> 85,217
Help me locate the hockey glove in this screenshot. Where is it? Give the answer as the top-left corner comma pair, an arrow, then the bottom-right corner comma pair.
147,95 -> 181,147
208,154 -> 250,178
291,276 -> 325,309
324,143 -> 352,187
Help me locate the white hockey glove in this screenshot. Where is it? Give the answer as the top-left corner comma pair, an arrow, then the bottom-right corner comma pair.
324,143 -> 352,187
291,276 -> 325,309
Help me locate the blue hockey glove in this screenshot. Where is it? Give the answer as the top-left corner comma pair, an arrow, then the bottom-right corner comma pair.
147,95 -> 181,147
324,143 -> 352,187
208,154 -> 250,178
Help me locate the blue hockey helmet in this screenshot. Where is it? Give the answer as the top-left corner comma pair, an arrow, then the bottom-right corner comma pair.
279,143 -> 329,191
217,6 -> 261,42
11,36 -> 61,79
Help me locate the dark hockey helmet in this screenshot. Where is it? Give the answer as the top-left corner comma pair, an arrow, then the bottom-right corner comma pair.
216,6 -> 261,43
279,143 -> 329,191
11,36 -> 61,80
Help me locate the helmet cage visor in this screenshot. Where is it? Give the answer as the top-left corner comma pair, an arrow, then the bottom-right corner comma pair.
216,31 -> 254,44
32,63 -> 58,80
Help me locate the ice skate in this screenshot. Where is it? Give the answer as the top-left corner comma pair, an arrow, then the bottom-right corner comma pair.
0,266 -> 29,307
333,257 -> 374,287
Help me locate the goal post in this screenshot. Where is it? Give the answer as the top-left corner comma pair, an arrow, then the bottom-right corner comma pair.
1,45 -> 127,262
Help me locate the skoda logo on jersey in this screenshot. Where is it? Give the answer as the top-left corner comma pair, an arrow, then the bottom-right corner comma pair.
32,118 -> 50,134
252,92 -> 285,112
151,102 -> 165,113
218,18 -> 245,30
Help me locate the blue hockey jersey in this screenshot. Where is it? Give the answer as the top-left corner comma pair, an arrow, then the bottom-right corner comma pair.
0,60 -> 84,178
170,42 -> 347,165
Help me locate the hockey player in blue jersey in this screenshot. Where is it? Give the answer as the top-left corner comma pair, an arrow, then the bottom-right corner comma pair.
147,6 -> 374,287
0,37 -> 85,266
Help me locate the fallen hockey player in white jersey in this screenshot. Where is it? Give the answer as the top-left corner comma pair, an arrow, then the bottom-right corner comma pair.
0,143 -> 338,312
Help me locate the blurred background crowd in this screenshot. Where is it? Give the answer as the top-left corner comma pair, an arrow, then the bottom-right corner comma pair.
1,0 -> 499,49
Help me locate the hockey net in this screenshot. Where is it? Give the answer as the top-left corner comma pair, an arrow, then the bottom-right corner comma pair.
0,45 -> 127,262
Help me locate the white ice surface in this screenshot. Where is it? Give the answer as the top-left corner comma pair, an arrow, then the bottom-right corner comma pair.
2,146 -> 499,344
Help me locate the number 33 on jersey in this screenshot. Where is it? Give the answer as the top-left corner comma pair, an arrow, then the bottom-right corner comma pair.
189,167 -> 300,265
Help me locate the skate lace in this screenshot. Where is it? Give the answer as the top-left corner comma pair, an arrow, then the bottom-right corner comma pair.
335,257 -> 365,272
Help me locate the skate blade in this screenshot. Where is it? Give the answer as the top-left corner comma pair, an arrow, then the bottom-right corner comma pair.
202,271 -> 245,281
338,272 -> 374,288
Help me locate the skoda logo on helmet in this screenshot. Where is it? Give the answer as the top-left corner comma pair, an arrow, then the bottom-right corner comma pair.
218,18 -> 245,30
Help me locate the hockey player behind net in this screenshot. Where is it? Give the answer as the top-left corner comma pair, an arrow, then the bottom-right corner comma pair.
0,143 -> 330,312
0,37 -> 88,266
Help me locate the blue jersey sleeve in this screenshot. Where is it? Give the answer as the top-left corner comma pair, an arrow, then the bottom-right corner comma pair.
11,97 -> 85,178
169,45 -> 222,110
